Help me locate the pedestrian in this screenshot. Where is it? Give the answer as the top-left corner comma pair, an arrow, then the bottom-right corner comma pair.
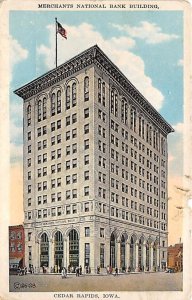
61,267 -> 67,279
115,266 -> 118,276
76,266 -> 79,277
24,266 -> 27,275
79,265 -> 82,275
106,265 -> 109,274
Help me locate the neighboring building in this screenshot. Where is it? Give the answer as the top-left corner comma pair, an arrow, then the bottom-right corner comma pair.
14,45 -> 173,273
167,243 -> 183,271
9,225 -> 25,269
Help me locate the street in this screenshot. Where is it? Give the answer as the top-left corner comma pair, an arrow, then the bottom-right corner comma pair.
9,272 -> 182,292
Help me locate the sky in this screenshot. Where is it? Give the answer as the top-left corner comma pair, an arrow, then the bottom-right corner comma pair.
9,10 -> 184,245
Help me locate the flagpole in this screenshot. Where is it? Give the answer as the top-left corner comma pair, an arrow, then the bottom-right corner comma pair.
55,17 -> 58,68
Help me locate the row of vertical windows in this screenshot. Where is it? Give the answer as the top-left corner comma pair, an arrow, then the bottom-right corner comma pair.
27,77 -> 90,125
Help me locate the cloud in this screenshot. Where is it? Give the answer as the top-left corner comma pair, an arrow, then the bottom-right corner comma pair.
112,21 -> 179,44
10,35 -> 28,69
37,22 -> 164,110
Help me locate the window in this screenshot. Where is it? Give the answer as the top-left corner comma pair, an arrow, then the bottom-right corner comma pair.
57,134 -> 61,144
100,244 -> 105,268
57,120 -> 61,129
57,163 -> 61,173
66,205 -> 70,214
84,124 -> 89,134
28,132 -> 31,141
84,186 -> 89,196
43,153 -> 47,162
28,185 -> 31,193
84,243 -> 90,267
51,93 -> 56,116
28,171 -> 31,180
84,155 -> 89,165
57,148 -> 61,159
85,202 -> 89,212
57,207 -> 62,216
72,143 -> 77,154
43,140 -> 47,149
43,125 -> 47,135
38,100 -> 42,122
72,189 -> 77,198
66,145 -> 70,155
85,227 -> 90,237
72,113 -> 77,124
72,158 -> 77,168
43,209 -> 47,218
51,208 -> 56,217
66,160 -> 70,170
84,139 -> 89,150
66,85 -> 70,109
43,98 -> 46,120
51,122 -> 55,132
57,192 -> 61,201
57,178 -> 61,187
72,128 -> 77,138
84,170 -> 89,180
66,116 -> 70,126
27,104 -> 31,126
72,82 -> 77,107
51,179 -> 56,188
72,174 -> 77,183
28,212 -> 32,220
28,232 -> 32,241
84,77 -> 89,101
51,136 -> 55,146
57,90 -> 61,113
100,228 -> 104,238
66,131 -> 70,140
72,204 -> 77,214
51,193 -> 56,202
84,108 -> 89,118
43,195 -> 47,203
66,190 -> 70,200
43,181 -> 47,190
51,164 -> 56,174
28,198 -> 31,207
37,127 -> 41,137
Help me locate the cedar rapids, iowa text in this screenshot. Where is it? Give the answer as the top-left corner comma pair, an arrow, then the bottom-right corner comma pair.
37,3 -> 160,9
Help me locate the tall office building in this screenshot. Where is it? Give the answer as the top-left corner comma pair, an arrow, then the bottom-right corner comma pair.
14,45 -> 173,273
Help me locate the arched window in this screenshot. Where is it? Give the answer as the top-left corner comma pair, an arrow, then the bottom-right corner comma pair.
146,242 -> 150,271
38,100 -> 42,122
54,231 -> 63,270
149,126 -> 152,145
72,82 -> 77,107
121,99 -> 125,123
69,229 -> 79,267
142,119 -> 145,139
51,93 -> 56,116
115,94 -> 118,117
110,233 -> 116,268
130,108 -> 136,131
27,104 -> 31,126
84,77 -> 89,101
120,235 -> 126,269
139,116 -> 142,137
40,233 -> 49,267
125,102 -> 128,125
111,90 -> 114,114
43,98 -> 46,120
130,237 -> 134,271
138,239 -> 142,270
98,78 -> 101,103
102,82 -> 105,106
57,90 -> 61,113
66,86 -> 70,109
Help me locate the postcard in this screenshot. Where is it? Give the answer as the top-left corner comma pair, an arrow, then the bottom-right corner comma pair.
0,0 -> 191,299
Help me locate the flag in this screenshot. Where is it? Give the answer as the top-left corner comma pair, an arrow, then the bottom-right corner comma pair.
57,21 -> 67,39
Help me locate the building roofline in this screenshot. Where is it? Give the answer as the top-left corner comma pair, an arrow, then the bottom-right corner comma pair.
14,44 -> 174,134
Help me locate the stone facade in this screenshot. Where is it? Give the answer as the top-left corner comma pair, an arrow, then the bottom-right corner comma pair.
9,225 -> 25,269
14,45 -> 173,273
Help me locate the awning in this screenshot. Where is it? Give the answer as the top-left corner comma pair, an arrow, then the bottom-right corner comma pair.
9,258 -> 22,265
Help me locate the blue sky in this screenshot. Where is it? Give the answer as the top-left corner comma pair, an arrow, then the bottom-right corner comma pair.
10,10 -> 183,170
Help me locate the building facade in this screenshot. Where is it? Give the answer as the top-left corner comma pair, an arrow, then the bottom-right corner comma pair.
167,243 -> 183,272
14,45 -> 173,273
9,225 -> 25,269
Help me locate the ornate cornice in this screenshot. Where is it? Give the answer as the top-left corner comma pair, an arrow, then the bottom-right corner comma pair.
14,44 -> 173,135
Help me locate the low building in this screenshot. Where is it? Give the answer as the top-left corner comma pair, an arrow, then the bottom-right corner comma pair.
9,225 -> 25,270
167,243 -> 183,271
